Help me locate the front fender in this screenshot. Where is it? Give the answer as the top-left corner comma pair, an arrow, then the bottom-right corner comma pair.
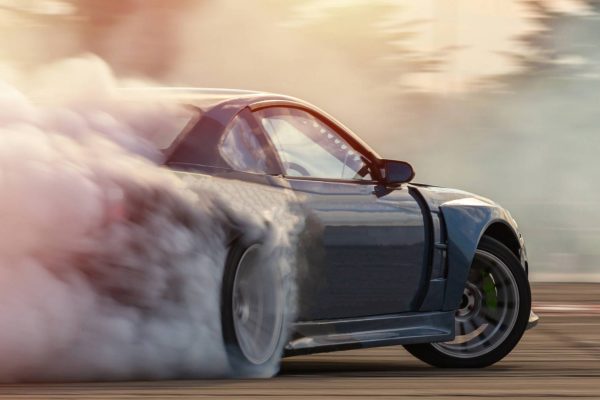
440,198 -> 520,310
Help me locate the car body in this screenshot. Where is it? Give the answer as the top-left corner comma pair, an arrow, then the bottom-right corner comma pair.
137,88 -> 538,371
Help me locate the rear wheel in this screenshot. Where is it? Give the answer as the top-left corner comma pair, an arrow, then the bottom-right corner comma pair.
221,242 -> 285,376
405,236 -> 531,368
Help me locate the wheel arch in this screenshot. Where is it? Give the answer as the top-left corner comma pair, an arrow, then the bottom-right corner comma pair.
439,198 -> 522,311
482,221 -> 521,260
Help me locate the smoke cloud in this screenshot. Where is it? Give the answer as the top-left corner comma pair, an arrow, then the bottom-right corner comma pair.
0,55 -> 300,381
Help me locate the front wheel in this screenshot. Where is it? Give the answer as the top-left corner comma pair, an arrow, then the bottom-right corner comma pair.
405,236 -> 531,368
221,242 -> 286,377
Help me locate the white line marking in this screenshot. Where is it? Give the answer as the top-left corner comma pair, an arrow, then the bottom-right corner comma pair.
533,303 -> 600,316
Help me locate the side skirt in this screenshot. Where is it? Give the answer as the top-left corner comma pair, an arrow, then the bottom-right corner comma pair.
284,311 -> 455,356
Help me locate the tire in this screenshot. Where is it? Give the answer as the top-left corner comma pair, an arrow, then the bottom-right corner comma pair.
221,241 -> 286,377
404,236 -> 531,368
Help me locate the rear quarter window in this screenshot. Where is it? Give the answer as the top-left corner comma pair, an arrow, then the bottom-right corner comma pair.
219,114 -> 269,174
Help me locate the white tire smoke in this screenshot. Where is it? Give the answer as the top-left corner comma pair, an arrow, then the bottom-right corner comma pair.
0,56 -> 301,381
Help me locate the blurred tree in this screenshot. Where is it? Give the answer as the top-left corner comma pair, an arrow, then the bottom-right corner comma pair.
70,0 -> 199,77
502,0 -> 600,84
268,0 -> 448,92
0,0 -> 201,77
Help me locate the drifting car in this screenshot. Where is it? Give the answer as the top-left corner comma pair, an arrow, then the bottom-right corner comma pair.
143,88 -> 538,373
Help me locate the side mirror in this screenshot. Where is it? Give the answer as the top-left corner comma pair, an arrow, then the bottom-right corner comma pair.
381,159 -> 415,185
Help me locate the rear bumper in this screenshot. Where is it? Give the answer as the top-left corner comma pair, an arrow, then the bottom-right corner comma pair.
527,310 -> 539,330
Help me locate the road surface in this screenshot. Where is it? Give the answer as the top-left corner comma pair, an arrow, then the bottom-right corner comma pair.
0,283 -> 598,399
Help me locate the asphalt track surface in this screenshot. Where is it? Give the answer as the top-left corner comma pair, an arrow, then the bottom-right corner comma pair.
1,283 -> 599,399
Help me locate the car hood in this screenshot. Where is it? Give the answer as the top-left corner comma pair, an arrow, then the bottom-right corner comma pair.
410,183 -> 521,232
409,183 -> 499,210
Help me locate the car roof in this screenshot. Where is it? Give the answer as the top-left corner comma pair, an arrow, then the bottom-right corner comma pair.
123,87 -> 381,161
118,87 -> 295,112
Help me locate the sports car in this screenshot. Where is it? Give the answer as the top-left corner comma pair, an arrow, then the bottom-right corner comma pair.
145,88 -> 538,373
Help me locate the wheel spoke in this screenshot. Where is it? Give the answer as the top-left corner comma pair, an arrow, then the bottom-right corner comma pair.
458,322 -> 466,336
481,312 -> 500,325
466,317 -> 479,333
496,300 -> 515,308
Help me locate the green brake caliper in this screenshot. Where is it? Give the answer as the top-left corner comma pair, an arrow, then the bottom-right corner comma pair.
482,270 -> 497,310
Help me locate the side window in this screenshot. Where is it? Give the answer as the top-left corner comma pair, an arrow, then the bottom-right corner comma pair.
254,107 -> 372,180
219,113 -> 269,174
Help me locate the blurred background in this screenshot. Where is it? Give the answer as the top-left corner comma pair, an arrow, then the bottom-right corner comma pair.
0,0 -> 598,282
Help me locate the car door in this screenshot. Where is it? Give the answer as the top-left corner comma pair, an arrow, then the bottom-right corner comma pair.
251,105 -> 428,321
